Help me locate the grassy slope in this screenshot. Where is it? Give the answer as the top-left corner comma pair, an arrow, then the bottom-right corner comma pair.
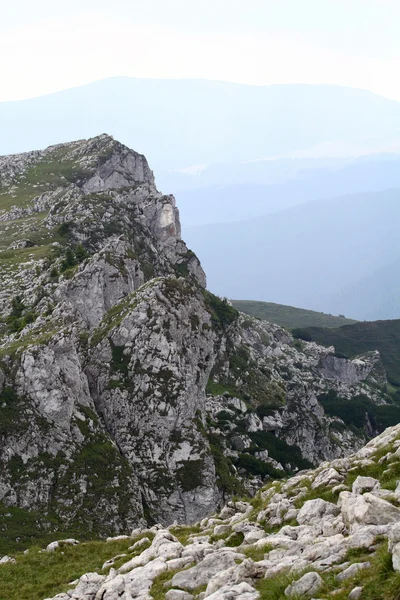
0,535 -> 152,600
232,300 -> 357,330
302,319 -> 400,387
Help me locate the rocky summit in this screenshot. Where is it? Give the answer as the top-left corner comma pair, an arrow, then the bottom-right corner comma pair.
0,134 -> 396,561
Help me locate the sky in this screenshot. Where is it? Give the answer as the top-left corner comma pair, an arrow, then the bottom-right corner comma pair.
2,0 -> 400,102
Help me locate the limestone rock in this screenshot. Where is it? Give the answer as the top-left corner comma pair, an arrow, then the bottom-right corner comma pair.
340,492 -> 400,531
166,590 -> 194,600
297,499 -> 339,527
284,572 -> 323,597
0,134 -> 391,544
348,587 -> 363,600
351,476 -> 380,495
205,583 -> 260,600
336,562 -> 370,582
171,551 -> 244,591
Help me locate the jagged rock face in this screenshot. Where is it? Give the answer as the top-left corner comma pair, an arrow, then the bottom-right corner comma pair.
0,133 -> 205,317
0,135 -> 392,549
87,278 -> 221,524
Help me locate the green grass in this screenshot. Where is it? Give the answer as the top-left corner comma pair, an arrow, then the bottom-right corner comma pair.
150,567 -> 188,600
345,447 -> 400,492
317,541 -> 400,600
232,300 -> 357,330
169,524 -> 201,545
256,572 -> 301,599
242,544 -> 273,561
292,482 -> 338,509
0,537 -> 141,600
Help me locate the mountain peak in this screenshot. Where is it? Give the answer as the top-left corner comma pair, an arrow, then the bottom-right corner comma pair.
0,137 -> 391,561
0,136 -> 204,319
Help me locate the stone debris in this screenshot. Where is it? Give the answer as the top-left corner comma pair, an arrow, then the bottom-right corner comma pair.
36,423 -> 400,599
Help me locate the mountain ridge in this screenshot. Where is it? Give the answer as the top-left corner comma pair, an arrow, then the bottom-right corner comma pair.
3,78 -> 400,167
231,300 -> 358,330
0,134 -> 394,558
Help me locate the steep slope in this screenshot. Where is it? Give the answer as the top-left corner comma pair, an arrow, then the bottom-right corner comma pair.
5,422 -> 400,600
231,300 -> 357,329
0,136 -> 392,554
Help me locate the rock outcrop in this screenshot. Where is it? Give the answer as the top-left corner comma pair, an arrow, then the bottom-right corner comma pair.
18,421 -> 400,600
0,135 -> 393,549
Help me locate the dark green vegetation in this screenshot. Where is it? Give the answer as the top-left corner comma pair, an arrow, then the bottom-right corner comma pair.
207,410 -> 312,497
301,319 -> 400,387
4,295 -> 38,333
319,389 -> 400,433
207,431 -> 246,497
232,300 -> 357,330
203,291 -> 238,329
246,430 -> 313,472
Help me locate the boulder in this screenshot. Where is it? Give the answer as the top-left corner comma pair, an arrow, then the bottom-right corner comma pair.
297,498 -> 340,526
171,551 -> 244,591
389,522 -> 400,571
336,562 -> 371,582
46,538 -> 79,552
312,468 -> 344,490
340,492 -> 400,531
0,555 -> 16,564
205,582 -> 260,600
284,572 -> 323,597
351,476 -> 380,495
166,590 -> 194,600
348,587 -> 363,600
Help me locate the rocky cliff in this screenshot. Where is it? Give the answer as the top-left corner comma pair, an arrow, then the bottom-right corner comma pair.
0,135 -> 393,551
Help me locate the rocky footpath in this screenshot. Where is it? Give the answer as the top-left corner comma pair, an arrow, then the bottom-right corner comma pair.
0,135 -> 394,549
13,422 -> 400,599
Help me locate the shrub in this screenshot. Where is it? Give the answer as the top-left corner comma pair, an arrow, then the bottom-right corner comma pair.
203,291 -> 238,329
57,221 -> 72,236
236,453 -> 284,479
292,328 -> 312,342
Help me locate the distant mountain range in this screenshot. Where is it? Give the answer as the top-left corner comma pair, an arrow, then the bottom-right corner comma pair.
3,77 -> 400,319
176,155 -> 400,226
184,188 -> 400,320
3,77 -> 400,172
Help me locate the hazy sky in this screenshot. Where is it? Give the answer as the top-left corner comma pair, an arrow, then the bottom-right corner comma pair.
2,0 -> 400,102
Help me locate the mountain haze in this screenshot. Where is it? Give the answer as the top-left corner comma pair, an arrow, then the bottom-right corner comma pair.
185,188 -> 400,320
3,78 -> 400,172
4,78 -> 400,321
177,155 -> 400,226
